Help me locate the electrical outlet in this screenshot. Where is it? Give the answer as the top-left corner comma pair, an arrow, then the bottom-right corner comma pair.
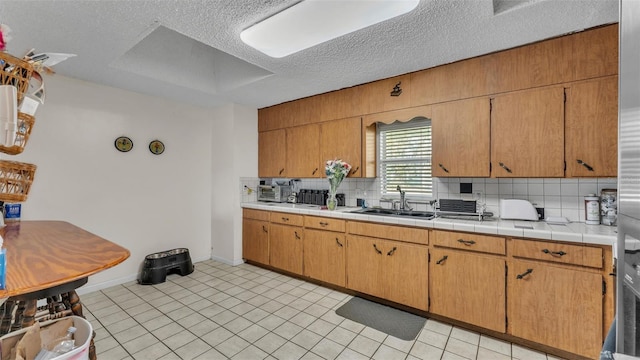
535,207 -> 545,220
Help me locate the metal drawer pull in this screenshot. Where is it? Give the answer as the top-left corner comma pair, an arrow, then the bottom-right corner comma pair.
542,249 -> 567,257
516,268 -> 533,279
498,162 -> 512,173
279,168 -> 285,175
387,247 -> 397,256
262,225 -> 268,233
294,231 -> 301,240
351,166 -> 359,175
282,217 -> 289,222
576,159 -> 594,171
438,164 -> 450,173
457,239 -> 476,246
436,255 -> 448,265
373,244 -> 382,254
319,222 -> 329,227
335,238 -> 343,247
312,168 -> 318,175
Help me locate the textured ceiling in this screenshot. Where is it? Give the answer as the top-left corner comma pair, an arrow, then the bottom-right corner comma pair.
0,0 -> 619,110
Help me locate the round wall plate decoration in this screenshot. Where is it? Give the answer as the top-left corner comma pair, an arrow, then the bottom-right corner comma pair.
114,136 -> 133,152
149,140 -> 165,155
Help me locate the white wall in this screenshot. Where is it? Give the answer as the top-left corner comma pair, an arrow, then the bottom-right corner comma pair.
11,75 -> 216,293
210,104 -> 258,265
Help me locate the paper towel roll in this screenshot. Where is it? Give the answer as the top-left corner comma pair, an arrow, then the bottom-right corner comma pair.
0,85 -> 17,146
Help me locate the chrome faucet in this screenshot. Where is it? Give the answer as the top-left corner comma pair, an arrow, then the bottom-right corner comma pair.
396,185 -> 412,211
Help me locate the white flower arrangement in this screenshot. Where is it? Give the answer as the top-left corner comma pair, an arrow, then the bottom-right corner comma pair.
325,159 -> 351,194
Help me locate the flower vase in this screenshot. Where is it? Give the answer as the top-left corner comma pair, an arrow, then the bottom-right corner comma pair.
327,192 -> 338,211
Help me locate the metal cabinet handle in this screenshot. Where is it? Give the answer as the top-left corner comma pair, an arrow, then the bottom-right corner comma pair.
373,244 -> 382,254
542,249 -> 567,257
262,225 -> 268,233
436,255 -> 448,265
279,168 -> 285,175
387,247 -> 397,256
516,268 -> 533,279
438,164 -> 450,173
335,238 -> 343,247
319,222 -> 329,227
282,217 -> 289,222
294,231 -> 301,240
312,168 -> 318,175
351,166 -> 359,175
498,162 -> 512,173
577,159 -> 594,171
457,239 -> 476,246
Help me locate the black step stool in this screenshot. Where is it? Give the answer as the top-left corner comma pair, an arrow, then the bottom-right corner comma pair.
139,248 -> 194,285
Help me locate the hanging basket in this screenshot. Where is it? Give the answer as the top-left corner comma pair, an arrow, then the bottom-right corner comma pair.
0,52 -> 34,105
0,112 -> 36,155
0,160 -> 37,202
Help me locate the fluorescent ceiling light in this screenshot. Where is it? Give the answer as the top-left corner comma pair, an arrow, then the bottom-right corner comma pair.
241,0 -> 420,58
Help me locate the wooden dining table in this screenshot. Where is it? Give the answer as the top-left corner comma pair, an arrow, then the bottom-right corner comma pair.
0,220 -> 130,359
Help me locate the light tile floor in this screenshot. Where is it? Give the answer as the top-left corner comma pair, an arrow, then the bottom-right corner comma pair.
81,260 -> 567,360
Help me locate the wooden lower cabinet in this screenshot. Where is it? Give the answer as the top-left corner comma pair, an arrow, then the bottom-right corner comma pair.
242,218 -> 269,265
269,223 -> 304,275
507,259 -> 603,359
346,235 -> 428,311
303,229 -> 346,287
430,248 -> 506,333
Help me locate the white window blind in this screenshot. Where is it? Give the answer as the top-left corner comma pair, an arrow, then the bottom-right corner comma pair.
378,117 -> 432,196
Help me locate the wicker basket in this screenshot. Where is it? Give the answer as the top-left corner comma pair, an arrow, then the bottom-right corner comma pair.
0,52 -> 34,105
0,112 -> 36,155
0,160 -> 36,202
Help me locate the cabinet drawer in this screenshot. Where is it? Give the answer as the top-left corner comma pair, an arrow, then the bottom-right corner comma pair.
433,230 -> 506,255
347,221 -> 428,245
511,239 -> 603,268
304,216 -> 346,232
243,208 -> 270,221
270,212 -> 304,226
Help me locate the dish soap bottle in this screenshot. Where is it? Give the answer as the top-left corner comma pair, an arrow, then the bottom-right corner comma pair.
35,326 -> 77,360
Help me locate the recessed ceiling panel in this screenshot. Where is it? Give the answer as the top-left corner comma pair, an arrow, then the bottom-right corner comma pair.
493,0 -> 545,14
112,25 -> 273,94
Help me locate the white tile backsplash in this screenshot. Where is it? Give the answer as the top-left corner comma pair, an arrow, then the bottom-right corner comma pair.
239,176 -> 617,223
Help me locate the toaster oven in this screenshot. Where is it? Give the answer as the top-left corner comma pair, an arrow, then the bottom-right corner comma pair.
258,184 -> 292,202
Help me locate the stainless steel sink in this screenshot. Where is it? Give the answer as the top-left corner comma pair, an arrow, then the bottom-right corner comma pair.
350,208 -> 437,220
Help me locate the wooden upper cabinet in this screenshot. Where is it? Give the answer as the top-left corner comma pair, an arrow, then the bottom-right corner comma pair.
572,24 -> 618,81
286,123 -> 322,178
491,87 -> 565,177
432,97 -> 491,177
258,129 -> 286,177
258,96 -> 321,132
566,76 -> 618,177
362,74 -> 411,114
320,117 -> 363,177
320,87 -> 367,122
411,57 -> 489,106
485,35 -> 573,94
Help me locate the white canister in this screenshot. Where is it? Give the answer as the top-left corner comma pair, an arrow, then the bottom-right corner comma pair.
600,189 -> 617,226
585,194 -> 600,225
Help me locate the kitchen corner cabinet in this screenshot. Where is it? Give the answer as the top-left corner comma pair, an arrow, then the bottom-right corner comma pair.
432,97 -> 491,177
491,87 -> 565,177
269,212 -> 304,275
320,117 -> 363,177
429,230 -> 506,333
286,123 -> 321,178
242,209 -> 270,265
566,76 -> 618,177
258,129 -> 286,177
303,216 -> 346,287
346,222 -> 429,310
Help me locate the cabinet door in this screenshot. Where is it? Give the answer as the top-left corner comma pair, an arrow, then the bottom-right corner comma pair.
362,74 -> 411,114
432,97 -> 490,177
258,129 -> 286,177
304,229 -> 346,287
508,260 -> 602,359
384,241 -> 428,311
242,219 -> 269,265
566,76 -> 618,177
346,235 -> 385,299
430,249 -> 505,332
491,87 -> 565,177
286,124 -> 321,178
320,117 -> 363,177
269,224 -> 303,275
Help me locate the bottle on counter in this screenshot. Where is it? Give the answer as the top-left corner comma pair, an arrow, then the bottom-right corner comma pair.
585,194 -> 600,225
35,326 -> 77,360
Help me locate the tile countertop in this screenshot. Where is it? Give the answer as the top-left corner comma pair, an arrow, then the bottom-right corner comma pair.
241,202 -> 617,247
